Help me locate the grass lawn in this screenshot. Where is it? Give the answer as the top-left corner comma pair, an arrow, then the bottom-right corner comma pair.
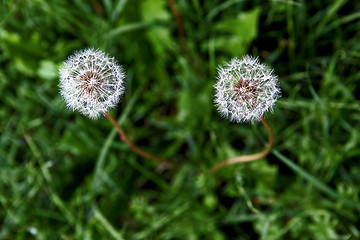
1,0 -> 359,239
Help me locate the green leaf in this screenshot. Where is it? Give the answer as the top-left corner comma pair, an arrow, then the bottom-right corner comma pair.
37,60 -> 58,80
205,7 -> 261,56
0,29 -> 44,76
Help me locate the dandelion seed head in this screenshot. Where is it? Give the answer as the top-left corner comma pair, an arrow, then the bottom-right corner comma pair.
59,48 -> 125,119
214,55 -> 281,123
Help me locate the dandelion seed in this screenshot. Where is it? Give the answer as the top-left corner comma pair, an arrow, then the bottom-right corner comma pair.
214,55 -> 280,123
59,48 -> 125,119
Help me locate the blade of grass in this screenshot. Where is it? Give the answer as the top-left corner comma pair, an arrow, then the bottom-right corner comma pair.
273,149 -> 360,210
24,132 -> 76,225
325,11 -> 360,35
106,22 -> 160,38
313,0 -> 346,38
206,0 -> 244,22
278,99 -> 360,111
111,0 -> 128,21
127,155 -> 172,192
93,207 -> 125,240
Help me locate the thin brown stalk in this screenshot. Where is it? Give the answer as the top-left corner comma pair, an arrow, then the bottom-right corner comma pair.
168,0 -> 185,43
209,118 -> 274,174
168,0 -> 194,65
105,112 -> 173,170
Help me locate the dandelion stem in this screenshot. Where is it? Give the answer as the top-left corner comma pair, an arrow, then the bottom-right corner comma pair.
105,112 -> 173,170
209,118 -> 273,174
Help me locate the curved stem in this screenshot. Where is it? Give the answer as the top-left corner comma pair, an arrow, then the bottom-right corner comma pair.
105,112 -> 173,170
209,118 -> 273,174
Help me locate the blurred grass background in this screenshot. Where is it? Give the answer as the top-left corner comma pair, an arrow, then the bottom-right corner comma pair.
1,0 -> 360,239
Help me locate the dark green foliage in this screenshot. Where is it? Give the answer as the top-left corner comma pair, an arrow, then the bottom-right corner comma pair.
1,0 -> 359,239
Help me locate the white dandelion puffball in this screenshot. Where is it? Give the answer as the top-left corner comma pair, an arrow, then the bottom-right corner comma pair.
214,55 -> 280,123
59,48 -> 125,119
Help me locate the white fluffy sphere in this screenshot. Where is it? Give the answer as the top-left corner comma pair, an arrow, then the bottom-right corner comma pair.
214,55 -> 280,123
59,49 -> 125,119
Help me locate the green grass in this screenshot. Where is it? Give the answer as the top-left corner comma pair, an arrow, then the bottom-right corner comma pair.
1,0 -> 360,239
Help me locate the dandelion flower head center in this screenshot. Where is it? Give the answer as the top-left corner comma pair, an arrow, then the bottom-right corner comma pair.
233,79 -> 257,108
78,72 -> 103,96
